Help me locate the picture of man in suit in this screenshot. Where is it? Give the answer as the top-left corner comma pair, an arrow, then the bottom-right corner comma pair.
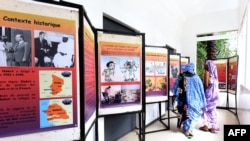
13,33 -> 31,66
35,31 -> 51,67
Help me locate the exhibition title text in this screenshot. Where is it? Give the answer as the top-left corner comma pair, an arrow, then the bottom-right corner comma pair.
2,16 -> 60,28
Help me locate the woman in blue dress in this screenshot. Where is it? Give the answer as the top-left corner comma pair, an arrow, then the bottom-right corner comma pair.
172,63 -> 206,137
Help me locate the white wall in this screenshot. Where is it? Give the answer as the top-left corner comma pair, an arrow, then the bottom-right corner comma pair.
102,0 -> 184,49
237,0 -> 250,125
80,0 -> 103,29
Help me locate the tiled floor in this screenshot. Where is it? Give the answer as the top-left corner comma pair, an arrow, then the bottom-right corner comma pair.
118,109 -> 239,141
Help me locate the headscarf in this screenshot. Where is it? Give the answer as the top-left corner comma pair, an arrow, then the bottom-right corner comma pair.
172,63 -> 196,97
206,60 -> 218,80
180,64 -> 186,70
185,63 -> 195,74
205,60 -> 219,106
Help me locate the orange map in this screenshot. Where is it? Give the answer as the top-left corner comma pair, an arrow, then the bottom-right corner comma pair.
50,74 -> 64,95
45,103 -> 69,121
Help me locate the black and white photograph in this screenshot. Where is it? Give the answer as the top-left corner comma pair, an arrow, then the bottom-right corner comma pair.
34,30 -> 75,68
0,27 -> 32,67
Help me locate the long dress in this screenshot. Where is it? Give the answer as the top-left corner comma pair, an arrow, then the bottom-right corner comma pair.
201,60 -> 220,131
172,70 -> 206,133
175,73 -> 188,129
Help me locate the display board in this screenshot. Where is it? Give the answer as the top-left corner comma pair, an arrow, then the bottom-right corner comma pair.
211,56 -> 238,94
169,53 -> 180,96
145,46 -> 168,103
213,59 -> 228,92
181,56 -> 189,65
97,30 -> 144,116
83,14 -> 96,136
228,56 -> 239,94
210,56 -> 239,114
0,0 -> 79,137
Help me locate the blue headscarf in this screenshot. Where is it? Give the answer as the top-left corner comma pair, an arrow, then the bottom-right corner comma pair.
172,62 -> 196,96
185,63 -> 195,74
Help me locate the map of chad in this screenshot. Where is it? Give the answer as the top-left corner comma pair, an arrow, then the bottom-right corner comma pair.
50,74 -> 64,95
45,103 -> 69,121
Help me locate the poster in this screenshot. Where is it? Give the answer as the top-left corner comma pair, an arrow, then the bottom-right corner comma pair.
181,57 -> 189,65
0,6 -> 77,137
97,32 -> 143,116
213,59 -> 227,91
145,46 -> 168,103
228,56 -> 238,94
83,17 -> 96,133
180,56 -> 189,73
169,54 -> 180,96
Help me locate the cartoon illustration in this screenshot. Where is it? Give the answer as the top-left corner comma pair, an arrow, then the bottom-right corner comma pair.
102,61 -> 115,81
120,58 -> 139,81
155,62 -> 166,75
145,61 -> 154,75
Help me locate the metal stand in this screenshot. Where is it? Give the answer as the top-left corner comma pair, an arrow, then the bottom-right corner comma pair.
226,93 -> 237,115
138,111 -> 146,141
143,100 -> 174,134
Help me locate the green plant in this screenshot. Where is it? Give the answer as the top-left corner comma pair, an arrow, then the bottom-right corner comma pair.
196,38 -> 237,81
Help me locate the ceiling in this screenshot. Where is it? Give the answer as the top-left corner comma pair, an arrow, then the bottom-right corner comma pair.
173,0 -> 240,17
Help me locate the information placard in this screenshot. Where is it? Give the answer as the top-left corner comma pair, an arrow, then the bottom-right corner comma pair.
0,1 -> 78,137
83,16 -> 96,134
97,31 -> 143,116
169,54 -> 180,96
228,56 -> 238,94
213,59 -> 228,92
145,46 -> 168,103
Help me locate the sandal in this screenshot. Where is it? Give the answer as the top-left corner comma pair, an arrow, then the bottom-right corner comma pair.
209,128 -> 216,133
199,125 -> 209,131
185,131 -> 193,137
